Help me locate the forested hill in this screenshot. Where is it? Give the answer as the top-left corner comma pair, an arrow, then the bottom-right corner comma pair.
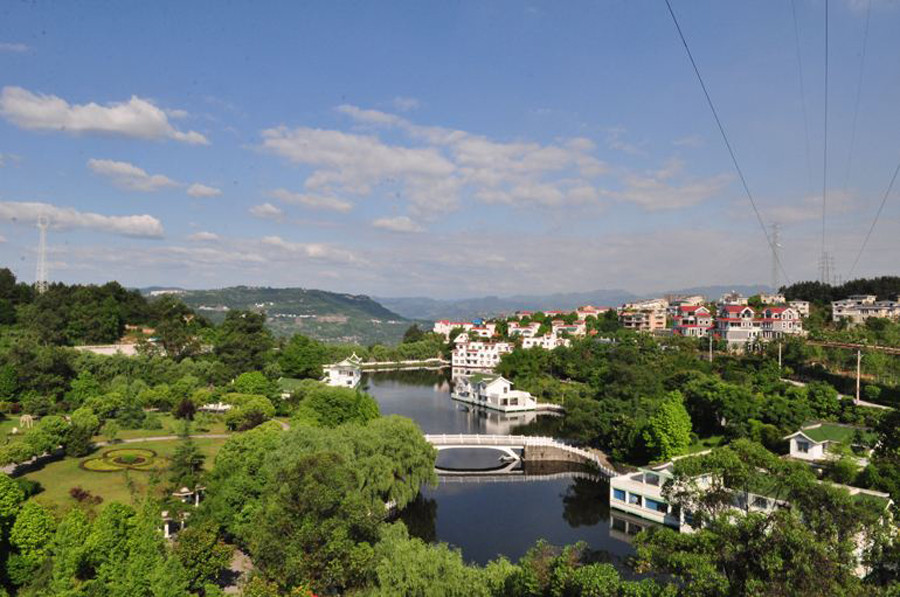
152,286 -> 410,345
782,276 -> 900,304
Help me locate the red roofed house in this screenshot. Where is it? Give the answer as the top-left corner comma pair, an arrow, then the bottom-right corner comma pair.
673,305 -> 714,338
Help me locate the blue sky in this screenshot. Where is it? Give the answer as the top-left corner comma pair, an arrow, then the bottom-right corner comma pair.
1,0 -> 898,298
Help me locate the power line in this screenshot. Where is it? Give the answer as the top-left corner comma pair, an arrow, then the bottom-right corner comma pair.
789,0 -> 814,197
848,158 -> 900,278
663,0 -> 792,286
820,0 -> 829,282
842,0 -> 872,190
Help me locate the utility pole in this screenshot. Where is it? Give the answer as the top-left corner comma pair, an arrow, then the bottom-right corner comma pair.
778,342 -> 782,370
856,349 -> 862,405
708,332 -> 713,362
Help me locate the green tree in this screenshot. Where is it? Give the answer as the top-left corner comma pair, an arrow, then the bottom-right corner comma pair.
402,324 -> 425,344
278,334 -> 327,380
102,419 -> 121,444
643,391 -> 692,461
8,501 -> 56,586
170,426 -> 206,490
67,406 -> 100,456
66,370 -> 102,408
0,472 -> 25,529
233,371 -> 277,399
292,386 -> 379,428
0,365 -> 17,401
172,522 -> 233,592
215,311 -> 273,375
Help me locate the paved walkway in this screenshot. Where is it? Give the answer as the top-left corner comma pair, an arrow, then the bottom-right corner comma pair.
781,378 -> 893,410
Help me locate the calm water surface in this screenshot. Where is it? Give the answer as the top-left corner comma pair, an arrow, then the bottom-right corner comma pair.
363,370 -> 639,565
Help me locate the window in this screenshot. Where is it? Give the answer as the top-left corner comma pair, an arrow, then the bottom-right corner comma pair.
752,496 -> 770,510
644,473 -> 661,486
796,440 -> 810,454
613,489 -> 626,502
611,516 -> 627,532
628,493 -> 642,506
645,498 -> 668,513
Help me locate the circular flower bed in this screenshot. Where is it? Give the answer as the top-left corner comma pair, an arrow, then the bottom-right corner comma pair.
81,448 -> 167,472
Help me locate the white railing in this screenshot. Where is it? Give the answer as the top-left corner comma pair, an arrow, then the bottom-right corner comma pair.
423,434 -> 617,479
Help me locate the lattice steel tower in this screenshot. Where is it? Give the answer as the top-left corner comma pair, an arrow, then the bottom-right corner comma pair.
35,215 -> 49,294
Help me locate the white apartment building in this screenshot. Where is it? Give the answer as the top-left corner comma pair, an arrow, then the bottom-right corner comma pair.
832,295 -> 900,324
452,373 -> 537,412
757,307 -> 804,340
508,321 -> 541,338
323,354 -> 362,388
522,333 -> 571,350
433,320 -> 475,340
716,305 -> 762,348
789,300 -> 810,317
551,319 -> 587,337
451,334 -> 512,369
759,292 -> 786,305
469,323 -> 497,338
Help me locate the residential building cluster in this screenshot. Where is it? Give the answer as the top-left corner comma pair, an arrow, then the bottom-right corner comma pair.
832,294 -> 900,325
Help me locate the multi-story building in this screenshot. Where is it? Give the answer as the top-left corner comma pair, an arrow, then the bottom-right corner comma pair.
759,292 -> 786,305
789,300 -> 810,317
718,291 -> 748,306
469,323 -> 497,338
619,307 -> 667,333
832,295 -> 900,324
716,305 -> 762,348
757,307 -> 803,340
451,334 -> 513,369
433,320 -> 475,340
508,321 -> 541,338
576,305 -> 612,319
672,305 -> 714,338
522,334 -> 570,350
322,354 -> 362,388
552,319 -> 587,337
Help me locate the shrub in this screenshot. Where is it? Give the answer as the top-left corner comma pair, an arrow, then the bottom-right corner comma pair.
69,486 -> 103,505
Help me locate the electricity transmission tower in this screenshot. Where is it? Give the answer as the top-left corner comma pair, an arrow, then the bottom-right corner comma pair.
35,215 -> 49,294
818,251 -> 835,286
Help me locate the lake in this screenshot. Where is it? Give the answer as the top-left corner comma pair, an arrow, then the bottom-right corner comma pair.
363,369 -> 641,566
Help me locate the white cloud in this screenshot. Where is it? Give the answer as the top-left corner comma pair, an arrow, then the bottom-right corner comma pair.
0,153 -> 22,167
0,201 -> 164,237
672,135 -> 704,148
188,231 -> 220,241
260,235 -> 362,264
0,86 -> 209,145
759,191 -> 854,225
372,216 -> 424,233
608,159 -> 733,210
88,158 -> 178,192
268,188 -> 352,212
249,202 -> 283,220
392,96 -> 420,112
186,183 -> 222,198
0,43 -> 28,53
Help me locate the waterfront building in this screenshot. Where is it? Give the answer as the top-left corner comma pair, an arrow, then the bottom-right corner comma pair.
451,334 -> 513,369
322,353 -> 362,388
452,373 -> 537,412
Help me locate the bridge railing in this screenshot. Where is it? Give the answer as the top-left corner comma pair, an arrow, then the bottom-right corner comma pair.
423,434 -> 617,479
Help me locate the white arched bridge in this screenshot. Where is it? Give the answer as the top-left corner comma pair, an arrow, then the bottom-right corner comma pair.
423,434 -> 617,479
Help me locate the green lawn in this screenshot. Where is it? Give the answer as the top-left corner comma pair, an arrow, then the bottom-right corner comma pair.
686,435 -> 725,455
0,416 -> 28,443
23,437 -> 229,510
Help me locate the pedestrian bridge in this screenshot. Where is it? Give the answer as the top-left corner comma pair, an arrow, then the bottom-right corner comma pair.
423,434 -> 617,479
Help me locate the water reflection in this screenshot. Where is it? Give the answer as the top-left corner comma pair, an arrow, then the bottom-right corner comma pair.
365,369 -> 648,565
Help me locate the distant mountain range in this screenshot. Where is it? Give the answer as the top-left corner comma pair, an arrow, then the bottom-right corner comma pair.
141,286 -> 410,345
139,283 -> 772,344
376,284 -> 773,321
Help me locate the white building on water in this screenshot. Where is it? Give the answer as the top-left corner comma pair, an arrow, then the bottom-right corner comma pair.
451,334 -> 512,369
322,353 -> 362,388
451,373 -> 537,412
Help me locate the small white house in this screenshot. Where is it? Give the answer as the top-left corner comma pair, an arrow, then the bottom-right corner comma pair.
322,353 -> 362,388
452,373 -> 537,412
784,423 -> 874,466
